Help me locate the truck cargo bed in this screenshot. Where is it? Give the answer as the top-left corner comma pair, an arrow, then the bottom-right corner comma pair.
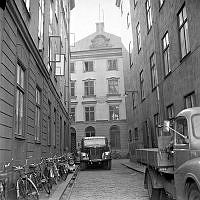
136,148 -> 173,168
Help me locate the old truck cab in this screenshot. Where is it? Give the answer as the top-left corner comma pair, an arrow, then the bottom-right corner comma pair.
80,136 -> 112,170
136,107 -> 200,200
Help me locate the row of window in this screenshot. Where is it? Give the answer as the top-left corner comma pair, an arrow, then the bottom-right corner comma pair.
71,78 -> 120,98
70,59 -> 118,73
129,91 -> 195,142
70,105 -> 120,122
135,4 -> 190,102
135,3 -> 190,62
16,64 -> 67,148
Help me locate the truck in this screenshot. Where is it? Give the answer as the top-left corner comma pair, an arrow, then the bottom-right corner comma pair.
80,136 -> 112,170
136,107 -> 200,200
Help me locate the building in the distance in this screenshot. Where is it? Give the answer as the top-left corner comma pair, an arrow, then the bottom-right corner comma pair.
70,22 -> 128,157
0,0 -> 74,196
126,0 -> 200,159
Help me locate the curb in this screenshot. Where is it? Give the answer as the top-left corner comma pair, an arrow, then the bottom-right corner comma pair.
121,163 -> 145,174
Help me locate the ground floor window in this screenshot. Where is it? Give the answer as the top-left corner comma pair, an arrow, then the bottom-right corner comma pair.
85,126 -> 95,137
110,125 -> 121,149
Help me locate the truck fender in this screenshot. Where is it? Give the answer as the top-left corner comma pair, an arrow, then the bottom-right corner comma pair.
144,167 -> 163,189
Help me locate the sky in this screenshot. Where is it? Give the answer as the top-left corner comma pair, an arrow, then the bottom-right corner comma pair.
70,0 -> 122,42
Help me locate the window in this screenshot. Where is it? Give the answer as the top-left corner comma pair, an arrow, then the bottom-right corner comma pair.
71,81 -> 75,97
129,41 -> 133,68
136,23 -> 141,52
38,0 -> 44,50
134,127 -> 138,140
127,12 -> 130,28
154,114 -> 160,142
159,0 -> 165,7
55,0 -> 59,20
140,70 -> 145,100
178,5 -> 190,58
23,0 -> 30,11
85,106 -> 95,121
109,105 -> 120,120
175,117 -> 188,144
85,126 -> 95,137
15,64 -> 25,136
70,62 -> 75,73
107,59 -> 117,70
47,101 -> 51,145
150,53 -> 158,89
35,88 -> 41,141
134,0 -> 138,8
184,92 -> 195,108
129,130 -> 132,142
108,78 -> 119,95
146,0 -> 152,31
53,108 -> 56,146
84,80 -> 94,96
162,32 -> 171,75
167,104 -> 174,121
70,107 -> 75,122
84,61 -> 94,72
110,125 -> 121,149
132,92 -> 136,109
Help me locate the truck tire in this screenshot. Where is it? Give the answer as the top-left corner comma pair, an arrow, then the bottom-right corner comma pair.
146,171 -> 161,200
188,183 -> 200,200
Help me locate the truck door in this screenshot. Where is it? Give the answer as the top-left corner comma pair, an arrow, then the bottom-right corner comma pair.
174,116 -> 190,170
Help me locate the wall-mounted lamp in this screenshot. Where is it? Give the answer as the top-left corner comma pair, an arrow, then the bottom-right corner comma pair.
124,90 -> 138,97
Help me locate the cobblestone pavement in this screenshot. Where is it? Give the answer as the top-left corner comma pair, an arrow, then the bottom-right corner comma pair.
62,159 -> 149,200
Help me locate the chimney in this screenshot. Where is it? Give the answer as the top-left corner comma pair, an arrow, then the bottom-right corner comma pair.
96,22 -> 104,33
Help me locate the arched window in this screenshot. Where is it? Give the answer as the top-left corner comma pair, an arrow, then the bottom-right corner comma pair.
110,125 -> 121,149
85,126 -> 95,137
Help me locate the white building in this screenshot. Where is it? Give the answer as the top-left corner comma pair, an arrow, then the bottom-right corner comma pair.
70,22 -> 128,157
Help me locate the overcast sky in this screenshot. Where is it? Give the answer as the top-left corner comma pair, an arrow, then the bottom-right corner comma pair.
70,0 -> 121,42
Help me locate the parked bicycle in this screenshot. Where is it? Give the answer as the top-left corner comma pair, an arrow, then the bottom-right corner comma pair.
29,161 -> 51,195
0,161 -> 12,200
13,162 -> 39,200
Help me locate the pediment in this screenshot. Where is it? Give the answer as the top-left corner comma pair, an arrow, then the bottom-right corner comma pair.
90,34 -> 112,49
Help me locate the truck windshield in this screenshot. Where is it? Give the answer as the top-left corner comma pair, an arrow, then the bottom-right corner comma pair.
84,138 -> 106,147
192,114 -> 200,138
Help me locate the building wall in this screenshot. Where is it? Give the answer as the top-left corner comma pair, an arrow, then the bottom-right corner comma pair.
70,23 -> 128,157
0,0 -> 73,191
127,0 -> 200,159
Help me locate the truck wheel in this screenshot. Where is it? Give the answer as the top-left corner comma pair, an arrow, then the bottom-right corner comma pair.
146,172 -> 161,200
188,183 -> 200,200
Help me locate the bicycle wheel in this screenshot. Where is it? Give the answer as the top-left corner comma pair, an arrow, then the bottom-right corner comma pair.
26,179 -> 39,200
42,181 -> 51,195
17,179 -> 26,200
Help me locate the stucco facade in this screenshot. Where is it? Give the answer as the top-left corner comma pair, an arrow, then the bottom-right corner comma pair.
70,23 -> 128,157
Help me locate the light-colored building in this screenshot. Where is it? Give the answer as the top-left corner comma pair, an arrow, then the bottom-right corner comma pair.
70,22 -> 128,157
0,0 -> 74,197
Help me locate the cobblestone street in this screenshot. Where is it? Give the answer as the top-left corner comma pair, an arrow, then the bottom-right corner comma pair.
61,159 -> 149,200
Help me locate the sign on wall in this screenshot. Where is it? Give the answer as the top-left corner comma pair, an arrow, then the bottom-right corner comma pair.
55,54 -> 65,76
49,36 -> 61,62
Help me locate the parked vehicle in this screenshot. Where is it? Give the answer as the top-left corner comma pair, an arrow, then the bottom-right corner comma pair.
80,136 -> 112,170
136,107 -> 200,200
67,153 -> 75,173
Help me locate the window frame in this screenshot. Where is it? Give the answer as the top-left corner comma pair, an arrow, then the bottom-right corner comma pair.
85,106 -> 95,122
136,22 -> 141,52
150,53 -> 158,89
70,81 -> 76,98
70,62 -> 75,73
35,87 -> 41,142
140,70 -> 145,101
84,80 -> 95,97
177,4 -> 190,59
47,101 -> 51,146
15,63 -> 25,137
108,78 -> 119,95
162,32 -> 171,76
109,105 -> 120,121
145,0 -> 152,32
107,59 -> 118,71
83,61 -> 94,72
184,92 -> 195,109
70,107 -> 76,122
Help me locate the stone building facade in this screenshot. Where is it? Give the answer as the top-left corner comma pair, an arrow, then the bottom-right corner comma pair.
126,0 -> 200,159
0,0 -> 74,195
70,23 -> 128,157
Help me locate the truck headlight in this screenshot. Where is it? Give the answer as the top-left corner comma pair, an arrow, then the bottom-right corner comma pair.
102,151 -> 111,159
81,152 -> 89,160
